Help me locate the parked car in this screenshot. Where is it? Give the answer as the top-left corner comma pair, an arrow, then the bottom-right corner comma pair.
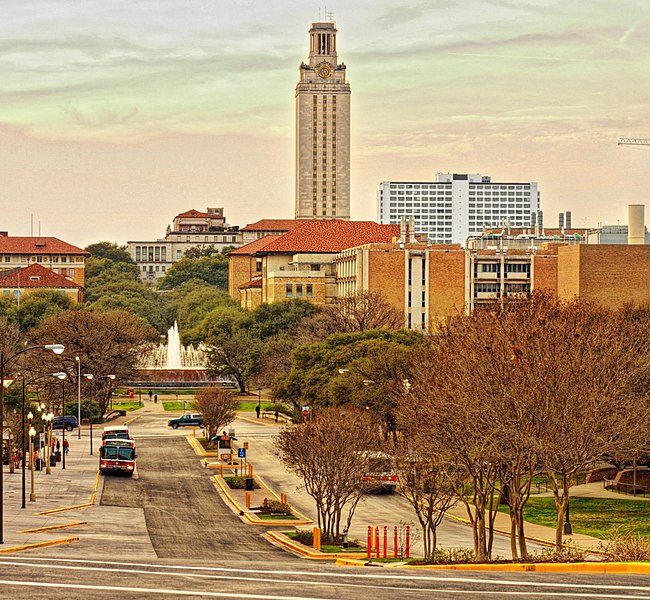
168,413 -> 204,429
52,416 -> 78,431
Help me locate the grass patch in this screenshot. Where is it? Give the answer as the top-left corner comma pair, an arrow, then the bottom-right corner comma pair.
110,402 -> 143,412
285,531 -> 363,553
256,513 -> 296,521
162,401 -> 197,411
500,497 -> 650,539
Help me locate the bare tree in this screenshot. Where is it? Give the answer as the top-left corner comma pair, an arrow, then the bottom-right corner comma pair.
393,443 -> 460,560
276,406 -> 381,540
195,386 -> 238,444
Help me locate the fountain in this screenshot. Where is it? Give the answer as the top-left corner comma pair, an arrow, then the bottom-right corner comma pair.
135,321 -> 213,385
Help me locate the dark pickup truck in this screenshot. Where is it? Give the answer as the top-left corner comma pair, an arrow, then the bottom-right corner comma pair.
168,413 -> 204,429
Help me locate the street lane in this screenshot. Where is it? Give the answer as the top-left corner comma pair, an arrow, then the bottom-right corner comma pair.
0,556 -> 648,599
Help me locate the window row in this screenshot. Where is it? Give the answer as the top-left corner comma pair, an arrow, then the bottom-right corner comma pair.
285,283 -> 314,299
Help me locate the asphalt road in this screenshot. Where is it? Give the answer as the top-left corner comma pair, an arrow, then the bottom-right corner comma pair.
101,435 -> 285,560
0,411 -> 647,599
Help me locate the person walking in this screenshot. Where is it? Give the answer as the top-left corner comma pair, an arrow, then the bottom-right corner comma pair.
255,404 -> 260,419
148,389 -> 153,400
63,439 -> 69,456
154,393 -> 158,404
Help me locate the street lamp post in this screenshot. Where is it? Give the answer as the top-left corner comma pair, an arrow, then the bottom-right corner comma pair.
28,421 -> 36,502
82,374 -> 94,455
42,413 -> 52,474
21,381 -> 26,509
257,387 -> 262,418
75,356 -> 82,440
53,373 -> 67,469
0,343 -> 64,544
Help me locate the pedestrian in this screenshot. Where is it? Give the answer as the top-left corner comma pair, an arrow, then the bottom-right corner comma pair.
274,410 -> 279,423
255,404 -> 260,419
148,389 -> 153,400
56,439 -> 61,452
63,439 -> 69,456
154,393 -> 158,404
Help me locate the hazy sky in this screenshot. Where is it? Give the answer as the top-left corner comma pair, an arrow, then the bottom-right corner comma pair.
2,0 -> 649,247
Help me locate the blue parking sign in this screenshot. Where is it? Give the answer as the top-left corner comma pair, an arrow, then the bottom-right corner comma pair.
238,448 -> 246,458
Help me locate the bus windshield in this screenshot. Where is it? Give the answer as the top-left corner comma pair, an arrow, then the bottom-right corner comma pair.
101,446 -> 135,461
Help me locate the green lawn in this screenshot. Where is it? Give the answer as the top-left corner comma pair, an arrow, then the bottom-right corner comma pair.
162,401 -> 197,411
110,402 -> 143,412
501,497 -> 650,539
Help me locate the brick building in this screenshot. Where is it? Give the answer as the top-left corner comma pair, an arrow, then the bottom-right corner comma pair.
0,235 -> 89,288
0,263 -> 84,303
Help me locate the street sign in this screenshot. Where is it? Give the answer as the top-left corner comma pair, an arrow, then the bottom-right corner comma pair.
238,448 -> 246,458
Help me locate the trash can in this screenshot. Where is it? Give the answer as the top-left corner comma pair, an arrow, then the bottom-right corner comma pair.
245,477 -> 254,491
53,451 -> 61,462
49,457 -> 57,467
35,458 -> 42,471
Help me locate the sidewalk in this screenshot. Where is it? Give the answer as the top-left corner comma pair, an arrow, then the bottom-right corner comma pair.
1,427 -> 101,550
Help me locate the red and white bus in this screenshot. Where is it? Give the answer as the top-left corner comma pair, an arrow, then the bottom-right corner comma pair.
99,441 -> 136,477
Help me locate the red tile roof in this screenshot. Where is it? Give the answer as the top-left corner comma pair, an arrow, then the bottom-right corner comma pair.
255,221 -> 401,254
174,209 -> 211,219
0,236 -> 89,255
239,276 -> 262,289
240,219 -> 302,232
0,264 -> 82,289
228,235 -> 280,256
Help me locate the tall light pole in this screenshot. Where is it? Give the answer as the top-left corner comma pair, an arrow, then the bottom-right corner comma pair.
75,356 -> 81,440
0,343 -> 64,544
28,419 -> 36,502
83,374 -> 94,455
42,413 -> 52,475
53,372 -> 67,469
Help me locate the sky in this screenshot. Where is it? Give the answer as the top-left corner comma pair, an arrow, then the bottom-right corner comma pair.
1,0 -> 649,248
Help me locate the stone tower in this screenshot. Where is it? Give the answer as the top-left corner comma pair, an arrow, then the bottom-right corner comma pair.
295,21 -> 351,220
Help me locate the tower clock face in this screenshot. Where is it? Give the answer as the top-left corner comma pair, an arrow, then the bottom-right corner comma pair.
317,64 -> 332,79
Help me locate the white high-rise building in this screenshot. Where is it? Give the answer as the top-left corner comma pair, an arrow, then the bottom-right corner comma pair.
377,173 -> 540,246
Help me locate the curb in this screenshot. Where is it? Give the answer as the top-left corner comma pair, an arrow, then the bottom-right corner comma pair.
334,557 -> 650,574
0,537 -> 79,554
212,475 -> 312,526
123,415 -> 140,426
266,531 -> 368,561
19,521 -> 87,534
186,435 -> 218,457
237,414 -> 276,428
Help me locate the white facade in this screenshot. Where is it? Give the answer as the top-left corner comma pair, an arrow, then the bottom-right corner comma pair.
377,173 -> 540,247
127,208 -> 243,281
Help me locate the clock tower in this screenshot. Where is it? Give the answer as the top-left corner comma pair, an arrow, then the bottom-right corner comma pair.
295,21 -> 351,220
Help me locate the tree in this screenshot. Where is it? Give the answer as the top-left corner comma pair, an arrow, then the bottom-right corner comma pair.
195,386 -> 238,444
158,255 -> 228,290
393,444 -> 460,560
277,407 -> 381,540
309,291 -> 404,334
183,245 -> 235,259
399,293 -> 650,560
272,329 -> 421,415
85,241 -> 135,264
26,310 -> 155,416
16,290 -> 73,332
198,306 -> 263,392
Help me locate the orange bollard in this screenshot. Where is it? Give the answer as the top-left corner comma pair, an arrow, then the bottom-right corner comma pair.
367,526 -> 372,558
405,525 -> 410,559
313,527 -> 321,551
220,464 -> 224,477
281,493 -> 287,504
393,525 -> 398,558
248,464 -> 254,477
375,526 -> 380,559
383,526 -> 387,558
245,492 -> 251,509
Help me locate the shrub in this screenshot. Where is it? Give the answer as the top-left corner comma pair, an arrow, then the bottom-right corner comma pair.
528,546 -> 585,563
260,498 -> 291,514
598,529 -> 650,561
224,476 -> 245,489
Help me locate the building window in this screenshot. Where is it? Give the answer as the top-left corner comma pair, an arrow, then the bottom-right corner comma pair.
69,269 -> 74,278
136,247 -> 141,261
296,284 -> 303,298
161,248 -> 166,261
285,284 -> 293,298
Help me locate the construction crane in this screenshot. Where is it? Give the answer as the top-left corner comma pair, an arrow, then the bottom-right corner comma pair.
618,138 -> 650,146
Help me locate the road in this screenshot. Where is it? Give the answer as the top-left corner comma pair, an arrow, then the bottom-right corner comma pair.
0,411 -> 646,599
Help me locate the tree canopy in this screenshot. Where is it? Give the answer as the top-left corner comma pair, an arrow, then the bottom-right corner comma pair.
157,255 -> 228,290
85,241 -> 135,264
